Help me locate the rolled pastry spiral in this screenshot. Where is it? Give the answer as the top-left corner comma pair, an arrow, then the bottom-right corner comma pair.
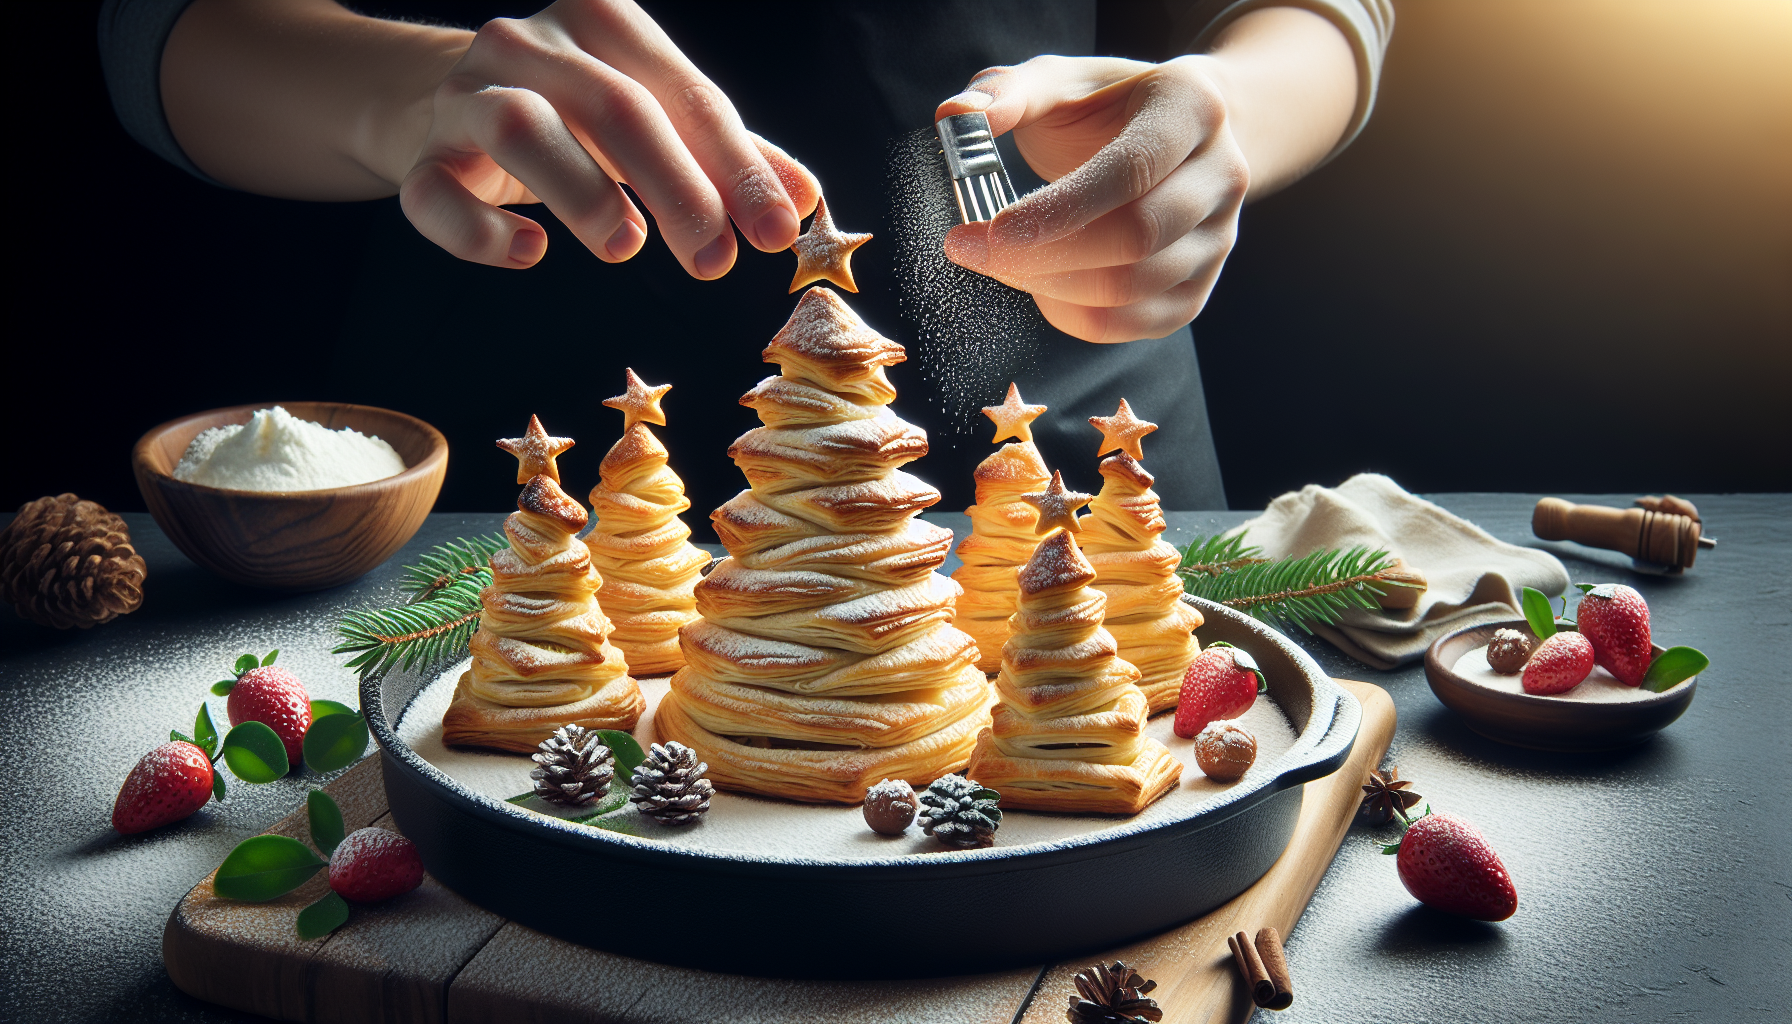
586,424 -> 709,675
952,440 -> 1052,673
443,473 -> 643,752
1079,452 -> 1202,713
656,287 -> 992,804
965,529 -> 1182,814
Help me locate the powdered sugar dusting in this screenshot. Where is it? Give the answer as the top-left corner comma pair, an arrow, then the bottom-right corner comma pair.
396,660 -> 1298,860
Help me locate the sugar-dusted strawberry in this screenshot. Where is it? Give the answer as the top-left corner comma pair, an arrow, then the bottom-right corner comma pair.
216,651 -> 310,767
1575,583 -> 1652,687
112,741 -> 215,834
1174,642 -> 1265,739
1392,811 -> 1517,921
1521,631 -> 1595,695
328,828 -> 424,903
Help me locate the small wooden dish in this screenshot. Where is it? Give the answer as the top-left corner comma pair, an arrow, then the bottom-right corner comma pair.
1425,619 -> 1697,751
132,402 -> 446,591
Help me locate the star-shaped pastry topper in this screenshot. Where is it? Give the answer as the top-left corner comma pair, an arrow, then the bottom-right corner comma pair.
496,414 -> 574,484
603,367 -> 672,432
1021,470 -> 1095,536
788,196 -> 872,293
982,382 -> 1048,444
1089,398 -> 1159,460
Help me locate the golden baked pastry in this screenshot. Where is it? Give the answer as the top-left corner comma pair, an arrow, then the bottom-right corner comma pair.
965,528 -> 1182,814
585,369 -> 710,675
442,416 -> 643,752
1080,452 -> 1202,714
951,384 -> 1053,673
656,287 -> 993,803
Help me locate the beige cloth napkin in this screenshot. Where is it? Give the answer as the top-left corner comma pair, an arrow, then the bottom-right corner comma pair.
1228,474 -> 1569,669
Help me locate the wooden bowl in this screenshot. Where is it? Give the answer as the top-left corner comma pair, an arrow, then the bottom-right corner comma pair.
1425,619 -> 1697,751
133,402 -> 446,591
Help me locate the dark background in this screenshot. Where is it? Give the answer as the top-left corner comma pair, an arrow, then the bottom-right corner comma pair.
9,0 -> 1788,522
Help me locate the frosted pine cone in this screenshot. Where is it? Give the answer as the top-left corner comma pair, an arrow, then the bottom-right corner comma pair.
918,773 -> 1002,848
629,741 -> 713,825
530,725 -> 615,805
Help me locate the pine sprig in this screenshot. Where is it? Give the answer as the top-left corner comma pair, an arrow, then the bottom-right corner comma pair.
1176,532 -> 1269,578
333,534 -> 504,682
400,533 -> 506,602
1177,534 -> 1413,633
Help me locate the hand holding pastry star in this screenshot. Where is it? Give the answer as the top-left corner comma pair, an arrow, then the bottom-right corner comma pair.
603,368 -> 672,432
1090,399 -> 1158,460
497,414 -> 575,484
788,197 -> 873,293
982,383 -> 1048,444
1022,470 -> 1095,535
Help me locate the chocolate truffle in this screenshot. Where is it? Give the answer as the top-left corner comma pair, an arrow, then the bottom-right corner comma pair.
862,778 -> 918,835
1486,628 -> 1534,674
1194,720 -> 1258,782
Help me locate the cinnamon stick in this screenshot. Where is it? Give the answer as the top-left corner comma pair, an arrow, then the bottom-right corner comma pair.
1254,927 -> 1295,1010
1228,929 -> 1275,1007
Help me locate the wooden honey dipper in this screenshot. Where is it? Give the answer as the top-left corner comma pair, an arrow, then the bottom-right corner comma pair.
1532,497 -> 1716,570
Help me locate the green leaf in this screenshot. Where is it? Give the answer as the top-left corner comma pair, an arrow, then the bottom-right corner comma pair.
310,699 -> 357,721
308,790 -> 346,856
508,788 -> 630,823
296,890 -> 349,941
304,713 -> 370,774
262,650 -> 280,667
214,835 -> 325,901
1521,587 -> 1557,639
171,730 -> 198,746
1380,838 -> 1402,855
595,730 -> 647,776
194,704 -> 219,759
211,679 -> 236,696
223,721 -> 291,783
234,654 -> 260,676
212,770 -> 226,803
1642,646 -> 1708,693
1575,582 -> 1597,594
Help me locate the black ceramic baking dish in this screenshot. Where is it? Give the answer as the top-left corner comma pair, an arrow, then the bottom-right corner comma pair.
365,595 -> 1359,978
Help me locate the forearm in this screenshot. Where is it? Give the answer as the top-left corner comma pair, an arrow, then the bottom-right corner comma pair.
162,0 -> 471,199
1197,7 -> 1358,200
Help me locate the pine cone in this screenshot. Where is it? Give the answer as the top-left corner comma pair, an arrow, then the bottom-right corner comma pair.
629,741 -> 713,825
918,773 -> 1002,848
0,494 -> 146,629
1066,961 -> 1163,1024
531,724 -> 615,805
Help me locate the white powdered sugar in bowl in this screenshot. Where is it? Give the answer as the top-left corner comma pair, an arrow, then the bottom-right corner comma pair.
173,406 -> 406,492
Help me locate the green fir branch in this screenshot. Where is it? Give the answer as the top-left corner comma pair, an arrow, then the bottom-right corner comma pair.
333,535 -> 504,682
400,533 -> 506,601
1177,534 -> 1408,634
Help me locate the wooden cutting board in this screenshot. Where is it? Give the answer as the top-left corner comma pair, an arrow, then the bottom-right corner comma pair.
164,680 -> 1394,1024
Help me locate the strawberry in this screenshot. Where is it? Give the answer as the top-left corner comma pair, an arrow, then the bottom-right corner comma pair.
1575,583 -> 1652,687
1392,811 -> 1518,921
1174,643 -> 1265,739
217,653 -> 310,767
1521,631 -> 1595,695
328,828 -> 424,903
112,741 -> 215,834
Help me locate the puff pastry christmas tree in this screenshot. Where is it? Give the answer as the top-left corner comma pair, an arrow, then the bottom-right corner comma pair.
1080,399 -> 1202,713
966,510 -> 1183,815
442,415 -> 643,752
655,287 -> 991,803
951,384 -> 1053,673
585,369 -> 710,676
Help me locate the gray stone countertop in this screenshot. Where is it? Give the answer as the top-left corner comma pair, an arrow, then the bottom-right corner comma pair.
0,494 -> 1786,1022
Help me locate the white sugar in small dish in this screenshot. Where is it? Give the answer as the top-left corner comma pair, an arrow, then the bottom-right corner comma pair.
1452,644 -> 1653,703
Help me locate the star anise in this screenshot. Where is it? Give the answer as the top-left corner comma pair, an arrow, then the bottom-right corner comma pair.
1066,961 -> 1163,1024
1360,767 -> 1422,826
